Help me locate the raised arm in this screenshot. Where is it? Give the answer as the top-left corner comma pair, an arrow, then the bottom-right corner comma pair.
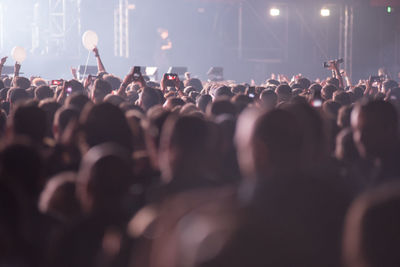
93,47 -> 106,73
0,57 -> 7,77
14,61 -> 21,77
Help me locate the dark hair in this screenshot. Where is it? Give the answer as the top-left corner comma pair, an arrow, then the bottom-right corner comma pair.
275,84 -> 292,103
39,99 -> 62,138
103,74 -> 122,90
184,78 -> 203,92
13,77 -> 31,90
9,88 -> 30,105
65,93 -> 90,112
197,94 -> 212,113
80,102 -> 133,151
35,86 -> 54,100
92,79 -> 112,103
207,99 -> 237,117
12,105 -> 47,143
141,87 -> 161,112
54,107 -> 80,134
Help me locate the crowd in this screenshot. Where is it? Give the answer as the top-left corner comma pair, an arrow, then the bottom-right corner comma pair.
0,48 -> 400,267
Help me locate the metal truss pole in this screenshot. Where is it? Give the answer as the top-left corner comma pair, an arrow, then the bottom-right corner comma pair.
114,0 -> 130,58
341,4 -> 354,79
48,0 -> 67,55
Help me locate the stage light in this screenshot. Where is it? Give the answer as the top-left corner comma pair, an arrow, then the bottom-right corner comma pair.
270,8 -> 280,17
127,4 -> 136,10
321,8 -> 330,17
387,6 -> 392,13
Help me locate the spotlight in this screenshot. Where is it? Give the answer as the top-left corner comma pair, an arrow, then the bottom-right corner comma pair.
321,8 -> 330,17
270,8 -> 280,17
387,6 -> 393,14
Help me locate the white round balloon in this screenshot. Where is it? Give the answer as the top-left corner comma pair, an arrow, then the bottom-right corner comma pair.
11,46 -> 27,62
82,30 -> 99,50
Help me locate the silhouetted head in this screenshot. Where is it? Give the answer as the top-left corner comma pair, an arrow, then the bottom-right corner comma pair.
77,143 -> 133,214
351,100 -> 398,159
236,109 -> 303,179
344,183 -> 400,267
35,85 -> 54,100
39,172 -> 81,221
207,99 -> 237,118
260,89 -> 278,110
139,87 -> 161,112
159,115 -> 212,182
92,79 -> 112,104
12,77 -> 31,90
103,74 -> 122,90
39,99 -> 61,138
322,84 -> 338,100
10,105 -> 46,144
53,107 -> 80,141
197,94 -> 212,113
65,93 -> 90,112
275,84 -> 292,103
80,102 -> 133,151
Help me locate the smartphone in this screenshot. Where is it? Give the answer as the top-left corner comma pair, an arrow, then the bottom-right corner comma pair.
247,86 -> 256,98
312,99 -> 323,108
164,73 -> 178,87
133,66 -> 141,81
51,80 -> 63,86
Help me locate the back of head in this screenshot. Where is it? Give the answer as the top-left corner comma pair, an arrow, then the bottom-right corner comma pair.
11,105 -> 47,143
297,77 -> 311,90
68,79 -> 85,94
260,89 -> 278,109
54,107 -> 80,138
92,79 -> 112,103
103,74 -> 122,91
207,99 -> 237,118
351,100 -> 398,159
39,99 -> 62,138
159,115 -> 212,181
80,102 -> 133,151
141,87 -> 161,112
275,84 -> 292,103
344,183 -> 400,267
197,94 -> 212,113
283,102 -> 327,165
334,91 -> 352,106
214,86 -> 233,99
65,93 -> 90,112
77,143 -> 133,214
250,109 -> 303,178
327,77 -> 340,88
12,77 -> 31,90
35,85 -> 54,100
9,88 -> 30,105
0,143 -> 43,199
322,84 -> 338,100
184,78 -> 203,92
322,100 -> 341,120
352,87 -> 364,102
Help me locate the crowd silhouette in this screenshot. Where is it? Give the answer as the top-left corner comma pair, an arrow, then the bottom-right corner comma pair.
0,49 -> 399,267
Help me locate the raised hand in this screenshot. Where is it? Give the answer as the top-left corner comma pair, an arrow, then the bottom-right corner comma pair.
0,56 -> 7,66
92,46 -> 99,57
14,62 -> 21,77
